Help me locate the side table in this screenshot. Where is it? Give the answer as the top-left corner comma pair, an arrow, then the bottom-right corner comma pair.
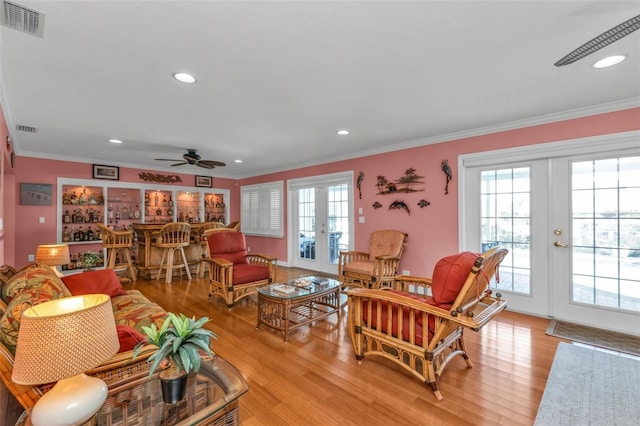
16,355 -> 248,426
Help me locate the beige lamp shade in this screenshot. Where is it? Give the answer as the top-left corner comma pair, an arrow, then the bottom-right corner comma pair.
12,294 -> 119,385
35,244 -> 71,267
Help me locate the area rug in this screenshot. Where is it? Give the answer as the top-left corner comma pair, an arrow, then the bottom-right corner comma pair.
534,342 -> 640,425
545,319 -> 640,357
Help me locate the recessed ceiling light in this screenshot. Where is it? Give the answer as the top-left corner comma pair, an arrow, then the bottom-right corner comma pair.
593,55 -> 627,68
234,159 -> 243,163
337,130 -> 350,136
109,139 -> 122,144
173,72 -> 197,84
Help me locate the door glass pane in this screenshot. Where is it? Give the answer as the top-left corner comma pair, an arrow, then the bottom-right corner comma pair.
298,188 -> 315,260
328,184 -> 349,264
571,156 -> 640,312
480,167 -> 531,294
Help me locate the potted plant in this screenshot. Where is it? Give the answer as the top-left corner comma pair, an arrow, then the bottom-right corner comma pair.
82,251 -> 101,271
133,312 -> 217,403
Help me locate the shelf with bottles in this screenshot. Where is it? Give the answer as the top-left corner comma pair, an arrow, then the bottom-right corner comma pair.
176,191 -> 202,223
106,187 -> 143,229
61,184 -> 105,228
61,247 -> 105,273
61,224 -> 102,243
144,189 -> 175,223
204,193 -> 226,223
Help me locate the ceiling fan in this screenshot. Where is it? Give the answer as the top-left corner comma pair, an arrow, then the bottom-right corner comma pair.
155,149 -> 226,169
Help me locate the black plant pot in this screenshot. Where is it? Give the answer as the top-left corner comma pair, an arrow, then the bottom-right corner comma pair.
160,373 -> 188,404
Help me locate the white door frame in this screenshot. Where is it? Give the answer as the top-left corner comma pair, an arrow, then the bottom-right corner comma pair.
459,130 -> 640,327
287,171 -> 354,273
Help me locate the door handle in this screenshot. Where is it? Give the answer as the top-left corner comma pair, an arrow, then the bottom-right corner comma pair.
554,241 -> 569,248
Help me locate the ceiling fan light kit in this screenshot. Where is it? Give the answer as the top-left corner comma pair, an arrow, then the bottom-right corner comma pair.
554,14 -> 640,67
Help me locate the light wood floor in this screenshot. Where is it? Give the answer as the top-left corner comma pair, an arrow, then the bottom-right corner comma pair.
127,268 -> 565,426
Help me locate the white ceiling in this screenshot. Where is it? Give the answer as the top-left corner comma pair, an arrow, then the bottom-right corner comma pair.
1,1 -> 639,179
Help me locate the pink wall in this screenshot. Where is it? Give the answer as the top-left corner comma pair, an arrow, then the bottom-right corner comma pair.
2,107 -> 638,274
241,107 -> 640,276
9,158 -> 238,268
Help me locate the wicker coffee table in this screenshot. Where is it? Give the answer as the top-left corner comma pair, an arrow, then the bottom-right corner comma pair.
256,276 -> 341,342
17,355 -> 248,426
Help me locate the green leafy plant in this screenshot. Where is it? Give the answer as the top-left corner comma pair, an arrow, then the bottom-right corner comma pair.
82,251 -> 101,270
133,312 -> 217,378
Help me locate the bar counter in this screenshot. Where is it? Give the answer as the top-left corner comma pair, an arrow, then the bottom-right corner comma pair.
133,223 -> 207,280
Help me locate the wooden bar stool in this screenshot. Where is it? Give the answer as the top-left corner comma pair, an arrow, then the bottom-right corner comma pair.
155,222 -> 192,284
97,223 -> 137,282
195,222 -> 225,278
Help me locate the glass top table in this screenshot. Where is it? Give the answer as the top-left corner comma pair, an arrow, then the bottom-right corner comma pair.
18,355 -> 248,426
256,276 -> 341,342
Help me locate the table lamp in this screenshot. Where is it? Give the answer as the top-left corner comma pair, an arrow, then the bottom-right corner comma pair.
35,244 -> 71,277
12,294 -> 119,426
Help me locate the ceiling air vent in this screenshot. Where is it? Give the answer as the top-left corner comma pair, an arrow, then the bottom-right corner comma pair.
1,1 -> 45,37
16,124 -> 37,133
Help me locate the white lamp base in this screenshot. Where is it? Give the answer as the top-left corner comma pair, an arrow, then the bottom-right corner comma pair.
31,373 -> 107,426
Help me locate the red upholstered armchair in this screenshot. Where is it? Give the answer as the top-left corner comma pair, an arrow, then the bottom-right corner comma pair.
338,229 -> 407,289
346,245 -> 508,400
205,231 -> 277,308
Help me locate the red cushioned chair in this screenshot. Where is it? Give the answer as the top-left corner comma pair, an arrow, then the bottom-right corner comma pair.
205,231 -> 277,308
346,245 -> 508,401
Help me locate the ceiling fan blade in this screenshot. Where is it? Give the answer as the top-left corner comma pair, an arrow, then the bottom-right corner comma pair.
170,162 -> 187,167
199,160 -> 226,167
155,158 -> 181,162
196,162 -> 216,169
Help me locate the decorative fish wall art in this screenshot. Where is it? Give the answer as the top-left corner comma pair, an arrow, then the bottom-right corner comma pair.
389,200 -> 410,215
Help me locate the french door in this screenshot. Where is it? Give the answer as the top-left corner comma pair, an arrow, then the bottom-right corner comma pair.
288,172 -> 353,274
461,131 -> 640,335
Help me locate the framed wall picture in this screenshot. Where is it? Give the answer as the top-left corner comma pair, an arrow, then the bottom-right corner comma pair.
195,175 -> 212,188
20,183 -> 53,205
93,164 -> 119,180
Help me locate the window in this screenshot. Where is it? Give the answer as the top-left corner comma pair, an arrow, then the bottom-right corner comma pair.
241,181 -> 283,237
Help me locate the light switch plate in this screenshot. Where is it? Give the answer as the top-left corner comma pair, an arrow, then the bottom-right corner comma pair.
39,217 -> 45,224
359,216 -> 365,223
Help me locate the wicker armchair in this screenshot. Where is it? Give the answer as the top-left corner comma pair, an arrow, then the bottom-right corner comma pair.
197,225 -> 236,278
338,230 -> 407,289
205,231 -> 276,308
97,223 -> 136,282
346,245 -> 508,400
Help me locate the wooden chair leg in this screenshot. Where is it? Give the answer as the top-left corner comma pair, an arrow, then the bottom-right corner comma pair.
179,247 -> 192,280
165,248 -> 175,284
124,248 -> 137,281
157,249 -> 167,281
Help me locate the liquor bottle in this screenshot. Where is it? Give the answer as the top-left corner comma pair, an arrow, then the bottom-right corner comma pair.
134,205 -> 140,219
63,210 -> 71,223
77,226 -> 86,241
196,212 -> 201,223
121,205 -> 128,218
167,207 -> 173,217
179,211 -> 185,222
70,191 -> 78,204
187,211 -> 193,223
162,195 -> 168,207
98,192 -> 104,205
63,189 -> 71,204
115,205 -> 121,220
79,188 -> 88,205
108,204 -> 114,219
154,193 -> 159,206
145,192 -> 150,206
86,226 -> 94,241
62,226 -> 71,242
88,192 -> 96,205
168,195 -> 174,207
84,210 -> 91,223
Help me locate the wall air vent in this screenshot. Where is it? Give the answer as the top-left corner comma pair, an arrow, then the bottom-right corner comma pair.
16,124 -> 37,133
1,1 -> 45,37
